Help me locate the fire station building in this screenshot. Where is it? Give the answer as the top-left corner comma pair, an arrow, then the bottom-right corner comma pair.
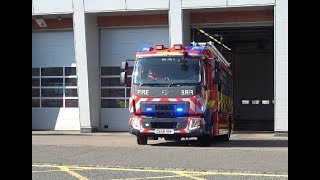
32,0 -> 288,134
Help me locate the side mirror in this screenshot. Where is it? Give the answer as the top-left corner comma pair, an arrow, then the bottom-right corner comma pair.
182,51 -> 188,60
121,62 -> 128,70
179,51 -> 188,63
213,70 -> 220,84
213,60 -> 220,70
120,72 -> 127,86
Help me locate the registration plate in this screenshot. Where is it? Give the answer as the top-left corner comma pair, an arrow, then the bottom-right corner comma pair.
154,129 -> 174,134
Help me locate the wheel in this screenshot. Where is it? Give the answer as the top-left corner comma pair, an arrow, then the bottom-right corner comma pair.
137,136 -> 148,145
220,126 -> 231,141
198,135 -> 211,146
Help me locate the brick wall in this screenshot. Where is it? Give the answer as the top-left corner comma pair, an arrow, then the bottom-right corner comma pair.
97,14 -> 168,27
190,10 -> 274,24
32,18 -> 73,30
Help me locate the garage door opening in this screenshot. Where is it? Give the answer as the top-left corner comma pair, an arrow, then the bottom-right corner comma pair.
191,26 -> 274,131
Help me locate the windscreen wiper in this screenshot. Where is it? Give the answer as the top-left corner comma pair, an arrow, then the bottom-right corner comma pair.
168,83 -> 181,87
139,83 -> 166,87
168,82 -> 199,87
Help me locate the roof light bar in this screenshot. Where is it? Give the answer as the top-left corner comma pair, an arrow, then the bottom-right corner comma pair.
173,44 -> 183,50
155,44 -> 164,50
187,45 -> 204,52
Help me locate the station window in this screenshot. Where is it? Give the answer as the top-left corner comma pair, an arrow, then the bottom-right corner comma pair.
101,66 -> 132,108
32,67 -> 78,108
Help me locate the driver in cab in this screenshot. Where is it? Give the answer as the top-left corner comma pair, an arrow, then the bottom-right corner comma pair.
147,69 -> 161,80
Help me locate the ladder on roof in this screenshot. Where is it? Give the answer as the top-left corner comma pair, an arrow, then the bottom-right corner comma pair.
192,41 -> 231,68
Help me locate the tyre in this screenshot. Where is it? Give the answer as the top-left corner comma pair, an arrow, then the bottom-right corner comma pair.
137,136 -> 148,145
220,126 -> 231,141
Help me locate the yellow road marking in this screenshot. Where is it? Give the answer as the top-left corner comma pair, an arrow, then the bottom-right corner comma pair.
195,171 -> 288,177
112,175 -> 183,180
173,171 -> 206,180
32,170 -> 64,173
58,166 -> 88,180
32,164 -> 288,178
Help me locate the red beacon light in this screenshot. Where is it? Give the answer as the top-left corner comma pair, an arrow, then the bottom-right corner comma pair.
173,44 -> 183,50
154,44 -> 164,50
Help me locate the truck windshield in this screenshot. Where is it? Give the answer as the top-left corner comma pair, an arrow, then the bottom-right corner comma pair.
133,57 -> 201,86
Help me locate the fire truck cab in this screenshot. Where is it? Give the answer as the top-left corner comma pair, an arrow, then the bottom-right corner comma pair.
120,42 -> 233,146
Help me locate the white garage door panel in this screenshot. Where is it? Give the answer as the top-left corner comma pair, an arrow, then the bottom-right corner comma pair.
100,27 -> 169,66
32,108 -> 80,130
100,27 -> 169,131
101,109 -> 131,131
32,31 -> 76,67
32,31 -> 80,131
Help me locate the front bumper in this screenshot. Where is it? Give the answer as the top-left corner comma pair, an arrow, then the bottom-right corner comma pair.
129,126 -> 206,137
129,116 -> 207,137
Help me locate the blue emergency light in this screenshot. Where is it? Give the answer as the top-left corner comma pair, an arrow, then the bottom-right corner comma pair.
174,105 -> 187,116
146,107 -> 153,112
176,108 -> 183,112
138,46 -> 153,52
187,45 -> 204,52
143,105 -> 155,116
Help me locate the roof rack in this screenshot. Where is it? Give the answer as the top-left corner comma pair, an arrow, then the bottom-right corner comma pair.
191,41 -> 230,68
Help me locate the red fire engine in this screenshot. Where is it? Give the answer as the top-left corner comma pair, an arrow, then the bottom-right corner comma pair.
120,42 -> 233,146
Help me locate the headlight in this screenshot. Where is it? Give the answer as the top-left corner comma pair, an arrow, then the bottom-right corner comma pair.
189,118 -> 205,130
130,117 -> 141,130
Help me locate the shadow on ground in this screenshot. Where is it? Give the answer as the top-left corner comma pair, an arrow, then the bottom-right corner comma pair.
150,139 -> 288,148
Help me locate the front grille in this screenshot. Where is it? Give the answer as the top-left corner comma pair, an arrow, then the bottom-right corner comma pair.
142,118 -> 188,130
141,102 -> 189,118
155,104 -> 175,117
151,122 -> 177,129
